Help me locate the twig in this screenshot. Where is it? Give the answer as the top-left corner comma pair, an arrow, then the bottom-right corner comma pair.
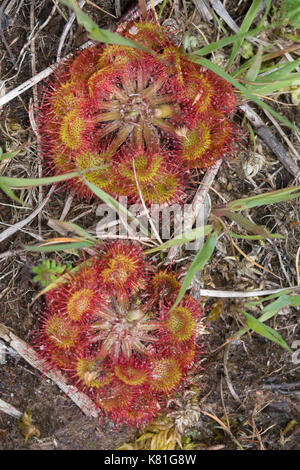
85,0 -> 116,18
262,108 -> 300,163
256,126 -> 299,178
193,0 -> 213,22
96,233 -> 152,242
0,41 -> 94,108
3,0 -> 18,16
272,243 -> 293,287
57,0 -> 86,61
167,160 -> 222,260
0,248 -> 25,260
132,159 -> 162,244
261,381 -> 300,390
184,285 -> 300,298
117,0 -> 164,32
59,194 -> 74,221
8,0 -> 59,75
0,339 -> 6,364
296,246 -> 300,286
0,0 -> 16,66
220,376 -> 230,430
0,323 -> 99,419
115,0 -> 121,18
223,343 -> 242,403
0,0 -> 163,107
173,0 -> 180,17
240,103 -> 300,178
209,0 -> 239,32
30,1 -> 44,245
0,397 -> 22,419
251,410 -> 265,450
209,0 -> 268,46
0,186 -> 55,244
200,408 -> 244,449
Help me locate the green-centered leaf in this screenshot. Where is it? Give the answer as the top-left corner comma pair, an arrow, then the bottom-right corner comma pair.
31,259 -> 72,287
170,231 -> 218,312
144,225 -> 213,254
32,261 -> 88,301
242,311 -> 291,351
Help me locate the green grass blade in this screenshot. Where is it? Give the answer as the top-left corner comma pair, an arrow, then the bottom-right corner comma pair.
247,75 -> 300,95
291,295 -> 300,306
229,230 -> 284,240
242,311 -> 291,351
283,32 -> 300,43
282,0 -> 300,28
189,56 -> 300,132
60,0 -> 151,52
48,218 -> 96,241
245,289 -> 295,308
0,181 -> 24,205
169,231 -> 218,312
190,22 -> 278,57
231,284 -> 299,340
82,177 -> 151,238
227,0 -> 262,70
231,289 -> 297,340
211,10 -> 228,35
231,43 -> 283,78
259,295 -> 293,322
255,59 -> 300,81
25,240 -> 95,253
257,0 -> 272,28
224,211 -> 284,238
0,171 -> 80,188
0,163 -> 109,188
0,148 -> 21,161
226,184 -> 300,211
246,44 -> 263,82
144,225 -> 212,254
